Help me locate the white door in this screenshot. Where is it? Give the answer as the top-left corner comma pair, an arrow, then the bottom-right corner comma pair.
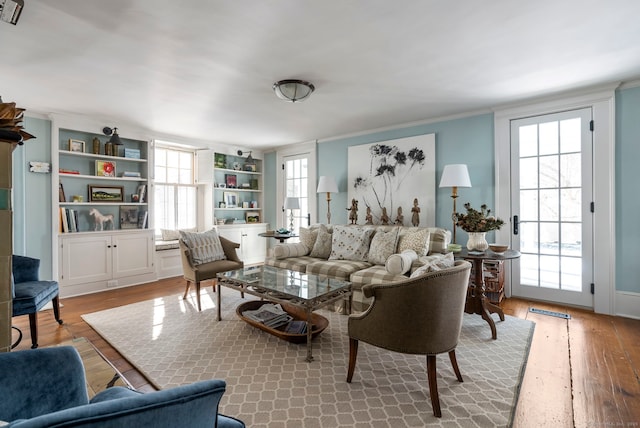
510,108 -> 594,307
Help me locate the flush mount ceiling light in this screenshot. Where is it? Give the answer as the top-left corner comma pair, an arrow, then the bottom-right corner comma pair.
273,79 -> 315,103
0,0 -> 24,25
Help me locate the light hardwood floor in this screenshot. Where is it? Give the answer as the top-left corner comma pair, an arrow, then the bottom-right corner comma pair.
11,277 -> 640,427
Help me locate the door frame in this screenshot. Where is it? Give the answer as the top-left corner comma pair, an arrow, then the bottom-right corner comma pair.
494,85 -> 616,315
276,141 -> 318,227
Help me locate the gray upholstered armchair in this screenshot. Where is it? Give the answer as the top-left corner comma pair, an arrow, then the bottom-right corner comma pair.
180,236 -> 244,311
346,260 -> 472,417
0,346 -> 245,427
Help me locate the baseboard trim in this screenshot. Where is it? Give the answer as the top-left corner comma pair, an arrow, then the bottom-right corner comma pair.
615,291 -> 640,320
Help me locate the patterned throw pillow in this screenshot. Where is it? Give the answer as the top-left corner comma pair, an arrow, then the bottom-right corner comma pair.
410,252 -> 455,278
179,229 -> 227,265
329,226 -> 374,261
309,226 -> 332,259
368,227 -> 400,265
385,249 -> 418,275
299,227 -> 318,252
397,228 -> 431,256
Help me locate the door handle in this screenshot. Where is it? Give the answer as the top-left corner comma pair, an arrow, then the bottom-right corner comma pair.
307,213 -> 311,226
513,215 -> 519,235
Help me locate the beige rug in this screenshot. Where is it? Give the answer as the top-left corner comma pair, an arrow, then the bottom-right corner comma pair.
82,288 -> 534,428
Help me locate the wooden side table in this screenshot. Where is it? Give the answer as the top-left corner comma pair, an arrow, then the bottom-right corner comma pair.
258,232 -> 298,243
456,248 -> 520,340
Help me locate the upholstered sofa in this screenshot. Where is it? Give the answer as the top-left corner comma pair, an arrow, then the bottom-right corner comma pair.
266,224 -> 451,310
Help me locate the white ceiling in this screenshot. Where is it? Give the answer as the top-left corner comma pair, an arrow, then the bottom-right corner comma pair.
2,1 -> 640,149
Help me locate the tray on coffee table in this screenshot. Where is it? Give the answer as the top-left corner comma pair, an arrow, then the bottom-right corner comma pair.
236,300 -> 328,344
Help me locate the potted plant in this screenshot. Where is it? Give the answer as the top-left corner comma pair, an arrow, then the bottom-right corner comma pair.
454,203 -> 505,251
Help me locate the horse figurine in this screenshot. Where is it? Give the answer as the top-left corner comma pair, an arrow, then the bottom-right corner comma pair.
89,208 -> 114,231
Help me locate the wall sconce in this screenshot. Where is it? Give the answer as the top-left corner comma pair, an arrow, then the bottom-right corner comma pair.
103,127 -> 122,156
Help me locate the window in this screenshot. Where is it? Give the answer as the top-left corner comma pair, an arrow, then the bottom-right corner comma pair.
154,145 -> 197,236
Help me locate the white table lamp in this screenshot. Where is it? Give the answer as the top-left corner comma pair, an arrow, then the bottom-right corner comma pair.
439,164 -> 472,244
284,197 -> 300,231
316,176 -> 338,224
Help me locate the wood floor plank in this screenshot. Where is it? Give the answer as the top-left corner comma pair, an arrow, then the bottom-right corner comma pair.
569,309 -> 640,427
512,311 -> 573,428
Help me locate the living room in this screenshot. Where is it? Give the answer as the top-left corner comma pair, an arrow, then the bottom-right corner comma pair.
2,1 -> 640,427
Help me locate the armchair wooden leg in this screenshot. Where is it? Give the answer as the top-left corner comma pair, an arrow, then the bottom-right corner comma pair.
346,338 -> 359,383
53,295 -> 63,325
28,312 -> 38,349
183,280 -> 191,300
448,350 -> 463,382
195,281 -> 202,312
426,355 -> 442,417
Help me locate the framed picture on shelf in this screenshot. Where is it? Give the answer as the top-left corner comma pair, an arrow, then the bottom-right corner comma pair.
68,139 -> 85,153
246,211 -> 260,223
225,174 -> 237,188
95,160 -> 116,177
223,191 -> 238,208
214,153 -> 227,169
119,206 -> 140,229
88,185 -> 124,202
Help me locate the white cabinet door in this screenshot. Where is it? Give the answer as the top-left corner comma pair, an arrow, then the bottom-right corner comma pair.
217,224 -> 266,266
60,234 -> 112,286
112,232 -> 154,278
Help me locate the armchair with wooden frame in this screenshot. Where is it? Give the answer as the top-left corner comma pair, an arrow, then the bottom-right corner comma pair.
346,260 -> 472,417
179,236 -> 244,312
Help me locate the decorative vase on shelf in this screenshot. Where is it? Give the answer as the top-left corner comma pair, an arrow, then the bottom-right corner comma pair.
467,232 -> 489,251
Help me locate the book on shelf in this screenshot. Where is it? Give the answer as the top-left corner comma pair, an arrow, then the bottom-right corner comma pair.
59,168 -> 80,175
124,148 -> 141,159
60,207 -> 69,233
137,210 -> 148,229
136,184 -> 147,203
121,171 -> 141,178
67,209 -> 77,232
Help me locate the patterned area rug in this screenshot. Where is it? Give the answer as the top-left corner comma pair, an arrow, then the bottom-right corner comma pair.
82,288 -> 534,428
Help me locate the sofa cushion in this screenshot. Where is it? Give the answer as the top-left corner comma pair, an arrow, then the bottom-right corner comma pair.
309,226 -> 332,259
179,229 -> 226,265
305,259 -> 372,281
367,227 -> 399,265
385,249 -> 418,275
273,243 -> 309,259
410,252 -> 455,277
397,228 -> 430,256
350,265 -> 409,289
329,226 -> 374,261
299,227 -> 318,252
161,227 -> 196,241
265,256 -> 319,273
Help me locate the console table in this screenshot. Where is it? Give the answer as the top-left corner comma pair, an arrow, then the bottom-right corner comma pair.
457,248 -> 520,340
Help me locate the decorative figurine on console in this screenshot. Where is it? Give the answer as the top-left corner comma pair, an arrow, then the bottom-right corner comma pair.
380,207 -> 390,225
411,198 -> 421,227
89,208 -> 114,231
346,199 -> 358,224
365,206 -> 373,225
395,206 -> 404,225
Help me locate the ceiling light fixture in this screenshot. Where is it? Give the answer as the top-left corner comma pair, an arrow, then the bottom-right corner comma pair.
273,79 -> 315,103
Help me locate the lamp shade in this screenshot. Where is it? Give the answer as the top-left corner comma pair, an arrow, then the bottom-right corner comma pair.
273,79 -> 315,103
284,197 -> 300,210
316,176 -> 338,193
439,164 -> 471,188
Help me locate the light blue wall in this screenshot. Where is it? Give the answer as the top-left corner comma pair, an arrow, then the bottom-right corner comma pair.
615,86 -> 640,293
317,113 -> 495,239
12,116 -> 54,279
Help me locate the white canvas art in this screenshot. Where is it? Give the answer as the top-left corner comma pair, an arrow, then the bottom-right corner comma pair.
347,134 -> 436,226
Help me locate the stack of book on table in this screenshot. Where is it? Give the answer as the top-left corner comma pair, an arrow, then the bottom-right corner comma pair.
242,303 -> 292,329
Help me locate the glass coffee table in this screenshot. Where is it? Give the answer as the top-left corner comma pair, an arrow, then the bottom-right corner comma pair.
217,265 -> 352,362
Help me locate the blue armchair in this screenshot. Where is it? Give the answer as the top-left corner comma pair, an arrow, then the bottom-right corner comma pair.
0,346 -> 245,427
12,254 -> 63,348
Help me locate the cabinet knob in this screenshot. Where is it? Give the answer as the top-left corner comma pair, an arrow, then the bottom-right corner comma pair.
107,245 -> 111,248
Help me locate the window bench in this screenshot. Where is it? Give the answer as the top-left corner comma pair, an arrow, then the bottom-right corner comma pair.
155,240 -> 182,279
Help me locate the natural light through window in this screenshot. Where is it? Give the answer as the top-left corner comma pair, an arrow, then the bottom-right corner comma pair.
152,298 -> 165,340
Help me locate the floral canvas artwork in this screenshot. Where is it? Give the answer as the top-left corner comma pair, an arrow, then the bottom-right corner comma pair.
348,134 -> 435,226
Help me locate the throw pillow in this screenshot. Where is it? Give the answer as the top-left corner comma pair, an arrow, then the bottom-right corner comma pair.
179,229 -> 227,265
410,252 -> 455,278
161,227 -> 196,241
299,227 -> 318,252
367,227 -> 400,265
397,228 -> 431,256
273,243 -> 309,259
329,226 -> 374,261
309,225 -> 333,259
385,249 -> 418,275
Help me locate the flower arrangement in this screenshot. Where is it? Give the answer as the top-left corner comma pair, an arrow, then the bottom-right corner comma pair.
454,203 -> 504,232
